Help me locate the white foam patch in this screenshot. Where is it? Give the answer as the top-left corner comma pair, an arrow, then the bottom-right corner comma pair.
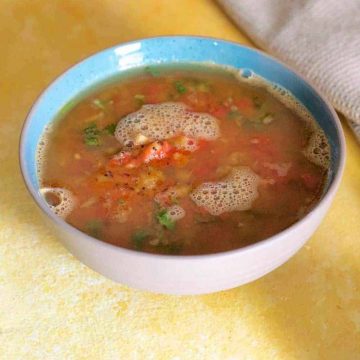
39,187 -> 76,219
115,102 -> 220,147
303,130 -> 330,168
167,205 -> 185,221
36,124 -> 53,180
190,167 -> 260,216
179,141 -> 199,152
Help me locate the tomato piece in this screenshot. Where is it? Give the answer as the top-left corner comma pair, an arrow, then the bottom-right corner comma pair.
235,97 -> 255,117
141,141 -> 173,163
171,152 -> 190,167
108,140 -> 174,169
210,104 -> 229,119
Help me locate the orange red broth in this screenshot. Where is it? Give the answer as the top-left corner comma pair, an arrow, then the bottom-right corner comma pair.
39,65 -> 328,255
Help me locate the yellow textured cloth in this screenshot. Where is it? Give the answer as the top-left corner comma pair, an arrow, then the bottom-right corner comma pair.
1,1 -> 359,358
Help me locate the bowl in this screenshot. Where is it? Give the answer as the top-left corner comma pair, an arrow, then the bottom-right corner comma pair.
20,36 -> 345,295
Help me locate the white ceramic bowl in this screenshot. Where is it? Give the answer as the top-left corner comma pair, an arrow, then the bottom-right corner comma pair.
20,37 -> 345,295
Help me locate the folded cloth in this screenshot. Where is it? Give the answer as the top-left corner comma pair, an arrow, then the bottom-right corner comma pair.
218,0 -> 360,141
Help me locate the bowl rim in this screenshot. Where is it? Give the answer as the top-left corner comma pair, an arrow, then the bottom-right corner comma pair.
19,35 -> 346,261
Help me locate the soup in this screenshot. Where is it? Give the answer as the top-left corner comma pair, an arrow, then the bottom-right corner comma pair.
38,64 -> 330,255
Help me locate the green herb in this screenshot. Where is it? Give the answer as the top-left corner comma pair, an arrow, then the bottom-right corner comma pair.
84,137 -> 100,146
92,98 -> 107,110
83,123 -> 101,146
174,81 -> 187,94
144,66 -> 160,77
131,230 -> 150,250
103,123 -> 117,135
85,219 -> 103,238
118,198 -> 126,205
84,123 -> 99,135
156,209 -> 175,230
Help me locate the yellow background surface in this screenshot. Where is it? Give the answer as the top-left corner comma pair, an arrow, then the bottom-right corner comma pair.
1,1 -> 360,358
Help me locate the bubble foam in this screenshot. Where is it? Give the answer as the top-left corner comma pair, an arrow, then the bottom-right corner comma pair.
167,205 -> 186,221
36,124 -> 53,180
39,187 -> 76,219
115,102 -> 220,147
190,167 -> 260,216
303,131 -> 330,168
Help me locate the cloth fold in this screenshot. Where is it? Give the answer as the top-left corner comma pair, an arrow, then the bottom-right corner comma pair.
218,0 -> 360,141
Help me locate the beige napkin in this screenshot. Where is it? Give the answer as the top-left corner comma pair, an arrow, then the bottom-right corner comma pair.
218,0 -> 360,141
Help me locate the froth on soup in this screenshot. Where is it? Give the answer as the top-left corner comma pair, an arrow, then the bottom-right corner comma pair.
38,64 -> 330,255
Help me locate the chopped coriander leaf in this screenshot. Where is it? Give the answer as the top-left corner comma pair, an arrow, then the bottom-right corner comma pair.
85,219 -> 103,238
84,123 -> 100,136
144,66 -> 160,77
84,137 -> 100,146
131,230 -> 150,250
103,123 -> 117,135
174,81 -> 187,94
83,123 -> 101,146
156,209 -> 175,230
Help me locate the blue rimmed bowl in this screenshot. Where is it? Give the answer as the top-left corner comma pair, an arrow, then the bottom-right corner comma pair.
20,36 -> 345,295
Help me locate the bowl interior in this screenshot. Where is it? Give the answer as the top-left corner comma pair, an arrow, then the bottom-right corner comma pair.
21,36 -> 343,208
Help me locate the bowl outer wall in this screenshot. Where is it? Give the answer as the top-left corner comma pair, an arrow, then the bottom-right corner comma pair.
20,36 -> 345,295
